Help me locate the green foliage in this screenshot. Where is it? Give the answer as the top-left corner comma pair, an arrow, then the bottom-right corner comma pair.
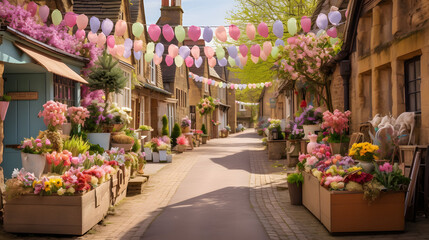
287,172 -> 304,186
139,125 -> 153,131
0,94 -> 11,101
87,50 -> 127,104
89,143 -> 104,155
171,123 -> 182,147
63,136 -> 90,157
161,115 -> 169,136
201,124 -> 207,135
373,163 -> 410,191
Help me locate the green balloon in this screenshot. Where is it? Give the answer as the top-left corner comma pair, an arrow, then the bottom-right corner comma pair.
228,56 -> 236,67
175,26 -> 185,43
132,22 -> 144,38
147,42 -> 155,52
51,9 -> 62,26
287,18 -> 297,36
271,46 -> 279,58
330,37 -> 339,45
144,52 -> 154,62
216,46 -> 225,59
175,56 -> 184,67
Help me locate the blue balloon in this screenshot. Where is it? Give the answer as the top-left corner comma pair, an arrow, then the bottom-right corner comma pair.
90,16 -> 100,33
273,20 -> 284,38
227,46 -> 238,59
275,39 -> 285,47
218,58 -> 227,67
203,27 -> 213,42
134,51 -> 142,60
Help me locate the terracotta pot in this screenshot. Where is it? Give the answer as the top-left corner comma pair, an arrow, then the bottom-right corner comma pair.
138,163 -> 145,174
112,124 -> 124,132
288,182 -> 302,205
176,144 -> 186,153
21,152 -> 46,178
141,130 -> 151,137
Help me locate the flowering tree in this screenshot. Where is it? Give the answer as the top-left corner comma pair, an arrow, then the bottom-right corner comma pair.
278,33 -> 341,111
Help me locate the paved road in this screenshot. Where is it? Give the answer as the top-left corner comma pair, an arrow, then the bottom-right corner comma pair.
142,132 -> 270,240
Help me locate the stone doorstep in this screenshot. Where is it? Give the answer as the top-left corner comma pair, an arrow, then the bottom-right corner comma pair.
127,176 -> 149,196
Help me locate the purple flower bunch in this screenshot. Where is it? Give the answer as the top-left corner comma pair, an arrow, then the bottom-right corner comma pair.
295,105 -> 323,126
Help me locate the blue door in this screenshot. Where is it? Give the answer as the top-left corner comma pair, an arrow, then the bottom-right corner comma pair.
2,73 -> 47,179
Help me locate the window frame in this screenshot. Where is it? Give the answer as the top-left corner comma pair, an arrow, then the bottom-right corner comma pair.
239,104 -> 246,112
113,69 -> 132,108
150,60 -> 156,84
139,97 -> 145,126
53,74 -> 76,106
404,56 -> 421,113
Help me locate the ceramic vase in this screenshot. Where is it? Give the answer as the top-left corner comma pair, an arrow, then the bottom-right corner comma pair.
307,134 -> 318,154
21,152 -> 46,178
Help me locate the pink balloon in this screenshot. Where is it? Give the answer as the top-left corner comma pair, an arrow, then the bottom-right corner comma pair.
229,25 -> 241,40
246,23 -> 256,40
207,79 -> 212,85
168,44 -> 179,58
39,5 -> 49,22
27,2 -> 37,17
262,41 -> 272,57
87,32 -> 98,43
260,51 -> 268,61
134,40 -> 143,52
97,33 -> 106,48
204,46 -> 214,59
64,12 -> 77,28
251,55 -> 259,64
162,24 -> 174,42
301,16 -> 311,33
75,29 -> 85,40
185,56 -> 194,67
106,35 -> 115,48
258,22 -> 269,38
188,25 -> 201,42
148,24 -> 161,41
215,26 -> 227,42
327,27 -> 337,38
208,57 -> 216,67
114,20 -> 127,36
153,54 -> 163,65
239,44 -> 248,57
116,45 -> 125,56
240,55 -> 248,67
250,44 -> 261,57
76,14 -> 88,30
165,55 -> 174,66
191,45 -> 200,59
108,46 -> 117,56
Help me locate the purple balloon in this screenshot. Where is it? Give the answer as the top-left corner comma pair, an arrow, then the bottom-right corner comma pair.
134,51 -> 142,60
316,13 -> 328,30
123,50 -> 132,58
273,20 -> 284,38
124,38 -> 133,50
90,16 -> 100,33
155,43 -> 164,57
218,58 -> 227,67
101,18 -> 113,36
195,57 -> 203,68
227,46 -> 238,59
328,11 -> 341,25
235,56 -> 241,67
179,46 -> 190,59
203,27 -> 213,42
275,39 -> 285,47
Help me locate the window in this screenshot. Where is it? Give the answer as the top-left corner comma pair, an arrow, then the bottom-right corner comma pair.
139,97 -> 145,126
205,82 -> 209,92
54,74 -> 76,106
405,56 -> 421,112
113,69 -> 131,108
239,104 -> 246,111
150,60 -> 156,84
138,59 -> 144,76
218,87 -> 226,102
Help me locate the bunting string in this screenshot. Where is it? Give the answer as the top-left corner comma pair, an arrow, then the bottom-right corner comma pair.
236,101 -> 259,105
189,72 -> 273,90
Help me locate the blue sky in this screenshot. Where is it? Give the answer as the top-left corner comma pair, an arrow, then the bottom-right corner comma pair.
144,0 -> 235,26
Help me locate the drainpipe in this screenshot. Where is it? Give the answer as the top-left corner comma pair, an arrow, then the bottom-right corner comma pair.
340,60 -> 351,111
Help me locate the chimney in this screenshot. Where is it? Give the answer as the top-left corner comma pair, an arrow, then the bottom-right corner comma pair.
159,0 -> 183,26
162,0 -> 169,7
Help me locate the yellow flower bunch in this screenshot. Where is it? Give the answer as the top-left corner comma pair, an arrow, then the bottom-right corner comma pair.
349,142 -> 379,162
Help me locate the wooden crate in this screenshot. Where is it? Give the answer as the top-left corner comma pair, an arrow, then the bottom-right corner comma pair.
319,187 -> 405,233
111,165 -> 131,206
302,171 -> 321,220
4,180 -> 110,235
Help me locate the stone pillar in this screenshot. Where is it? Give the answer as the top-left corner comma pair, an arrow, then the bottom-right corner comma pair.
357,74 -> 365,125
391,0 -> 401,36
371,6 -> 382,50
419,46 -> 429,144
371,68 -> 380,117
391,59 -> 405,117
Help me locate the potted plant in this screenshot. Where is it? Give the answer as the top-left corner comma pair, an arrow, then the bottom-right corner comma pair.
181,116 -> 191,133
322,109 -> 351,155
106,103 -> 132,132
201,124 -> 208,144
158,143 -> 169,162
139,125 -> 153,138
0,94 -> 11,121
45,150 -> 73,175
161,115 -> 169,136
294,103 -> 323,139
176,135 -> 188,153
143,142 -> 153,161
64,106 -> 90,137
268,119 -> 285,140
111,134 -> 135,152
63,136 -> 90,157
171,123 -> 182,148
287,172 -> 303,205
225,125 -> 231,137
349,142 -> 379,173
286,122 -> 305,165
20,138 -> 52,178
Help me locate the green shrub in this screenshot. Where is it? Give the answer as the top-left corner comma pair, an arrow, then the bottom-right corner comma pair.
201,124 -> 207,135
162,115 -> 169,136
171,123 -> 181,147
63,136 -> 90,157
287,173 -> 304,186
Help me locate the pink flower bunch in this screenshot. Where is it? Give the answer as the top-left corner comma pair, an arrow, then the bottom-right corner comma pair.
177,135 -> 189,146
83,166 -> 106,179
11,168 -> 36,187
312,144 -> 331,159
379,162 -> 393,173
161,136 -> 171,144
321,109 -> 351,134
67,106 -> 90,126
322,175 -> 344,189
81,89 -> 105,107
20,138 -> 51,154
38,101 -> 68,129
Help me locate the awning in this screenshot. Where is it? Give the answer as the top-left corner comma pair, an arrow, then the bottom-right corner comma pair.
15,43 -> 88,84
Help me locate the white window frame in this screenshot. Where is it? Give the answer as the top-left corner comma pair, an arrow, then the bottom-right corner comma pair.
150,60 -> 156,84
113,69 -> 132,109
239,104 -> 246,111
139,97 -> 145,126
205,82 -> 209,92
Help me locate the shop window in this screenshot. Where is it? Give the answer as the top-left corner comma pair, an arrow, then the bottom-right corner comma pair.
54,74 -> 76,106
405,56 -> 421,113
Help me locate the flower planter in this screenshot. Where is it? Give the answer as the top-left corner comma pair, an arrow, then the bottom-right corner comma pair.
166,154 -> 173,163
286,140 -> 300,166
287,182 -> 302,205
87,133 -> 111,151
152,152 -> 160,163
144,147 -> 152,161
0,101 -> 10,121
202,135 -> 208,144
302,124 -> 321,139
330,142 -> 349,155
110,165 -> 130,206
159,150 -> 167,162
61,123 -> 72,136
176,144 -> 186,153
111,143 -> 133,152
20,152 -> 46,178
302,172 -> 321,220
319,187 -> 405,233
267,140 -> 286,160
141,130 -> 151,137
4,181 -> 110,235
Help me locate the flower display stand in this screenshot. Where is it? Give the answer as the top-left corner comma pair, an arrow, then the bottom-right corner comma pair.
267,140 -> 286,160
110,165 -> 131,206
319,187 -> 405,233
302,172 -> 321,220
4,181 -> 111,235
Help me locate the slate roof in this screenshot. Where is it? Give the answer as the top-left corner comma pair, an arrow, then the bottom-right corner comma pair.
129,0 -> 140,23
73,0 -> 122,22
